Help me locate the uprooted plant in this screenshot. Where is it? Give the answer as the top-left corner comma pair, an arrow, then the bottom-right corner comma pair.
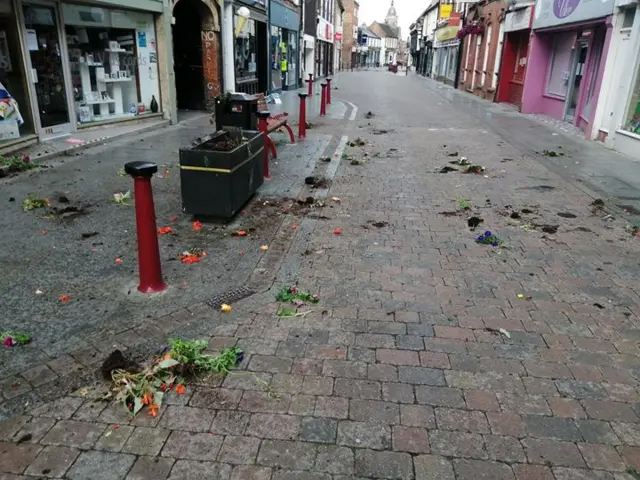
106,339 -> 243,416
276,285 -> 320,305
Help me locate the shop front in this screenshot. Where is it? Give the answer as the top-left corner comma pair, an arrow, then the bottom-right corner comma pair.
496,2 -> 534,109
432,24 -> 460,85
234,0 -> 268,94
1,0 -> 165,150
591,1 -> 640,160
269,0 -> 300,92
316,16 -> 334,78
0,0 -> 36,151
521,0 -> 614,138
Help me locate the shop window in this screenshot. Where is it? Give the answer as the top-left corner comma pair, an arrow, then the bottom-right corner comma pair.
0,2 -> 35,143
622,7 -> 635,29
63,5 -> 161,125
546,32 -> 574,98
622,55 -> 640,134
270,26 -> 282,91
287,31 -> 297,87
235,16 -> 258,91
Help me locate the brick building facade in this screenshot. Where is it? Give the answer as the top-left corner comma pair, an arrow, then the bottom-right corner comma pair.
341,0 -> 359,68
458,0 -> 507,100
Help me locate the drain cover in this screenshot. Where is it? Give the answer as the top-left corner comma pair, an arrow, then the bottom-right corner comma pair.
206,286 -> 255,309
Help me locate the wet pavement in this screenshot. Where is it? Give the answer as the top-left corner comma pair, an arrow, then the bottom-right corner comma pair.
1,71 -> 639,479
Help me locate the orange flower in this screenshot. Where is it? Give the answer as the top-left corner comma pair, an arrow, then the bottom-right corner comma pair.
180,254 -> 201,264
142,392 -> 153,405
148,404 -> 159,417
163,352 -> 171,360
157,226 -> 173,235
193,220 -> 202,231
59,294 -> 70,303
176,384 -> 186,396
115,258 -> 122,264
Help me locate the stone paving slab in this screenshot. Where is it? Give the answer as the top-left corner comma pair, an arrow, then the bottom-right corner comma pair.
1,71 -> 640,479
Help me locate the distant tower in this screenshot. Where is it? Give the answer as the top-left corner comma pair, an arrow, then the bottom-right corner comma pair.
385,0 -> 398,28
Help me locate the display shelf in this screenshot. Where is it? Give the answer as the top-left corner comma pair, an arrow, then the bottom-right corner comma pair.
85,99 -> 116,105
105,48 -> 133,54
104,78 -> 132,83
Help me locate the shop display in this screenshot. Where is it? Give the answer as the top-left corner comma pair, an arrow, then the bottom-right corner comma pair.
623,65 -> 640,134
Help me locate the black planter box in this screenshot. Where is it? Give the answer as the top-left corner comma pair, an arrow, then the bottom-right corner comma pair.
180,130 -> 264,218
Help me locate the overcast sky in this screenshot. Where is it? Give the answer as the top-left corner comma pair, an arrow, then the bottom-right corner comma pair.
358,0 -> 426,39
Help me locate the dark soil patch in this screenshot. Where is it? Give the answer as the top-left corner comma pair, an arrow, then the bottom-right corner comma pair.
501,158 -> 514,162
81,232 -> 99,239
539,225 -> 559,234
468,217 -> 484,231
370,221 -> 389,228
439,166 -> 458,173
101,350 -> 141,380
521,208 -> 535,214
373,129 -> 394,135
523,186 -> 556,191
447,152 -> 458,157
439,211 -> 459,217
557,212 -> 577,219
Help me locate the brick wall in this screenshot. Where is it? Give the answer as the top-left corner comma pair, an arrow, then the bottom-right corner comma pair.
341,0 -> 358,68
458,0 -> 506,101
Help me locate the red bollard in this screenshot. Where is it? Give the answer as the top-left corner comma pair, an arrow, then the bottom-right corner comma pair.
326,77 -> 332,104
298,93 -> 308,139
307,73 -> 313,96
256,111 -> 271,179
124,161 -> 166,293
320,83 -> 327,117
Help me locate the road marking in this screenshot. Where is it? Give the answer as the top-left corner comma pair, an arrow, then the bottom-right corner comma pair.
343,101 -> 358,121
312,135 -> 349,200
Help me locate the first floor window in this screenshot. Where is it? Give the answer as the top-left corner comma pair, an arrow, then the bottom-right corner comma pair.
546,32 -> 574,97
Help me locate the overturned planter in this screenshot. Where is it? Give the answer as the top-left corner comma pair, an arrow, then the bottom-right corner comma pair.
180,129 -> 264,218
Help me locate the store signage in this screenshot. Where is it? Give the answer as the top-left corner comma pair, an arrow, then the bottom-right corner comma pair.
335,32 -> 343,42
533,0 -> 614,29
317,17 -> 334,42
439,4 -> 453,19
504,6 -> 533,32
435,25 -> 460,42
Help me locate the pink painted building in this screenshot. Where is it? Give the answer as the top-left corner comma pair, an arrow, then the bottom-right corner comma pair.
520,0 -> 614,138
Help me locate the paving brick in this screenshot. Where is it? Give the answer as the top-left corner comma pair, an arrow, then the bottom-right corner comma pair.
229,465 -> 272,480
524,361 -> 573,379
299,417 -> 337,443
288,395 -> 315,416
415,386 -> 465,407
66,450 -> 136,480
382,383 -> 415,403
315,445 -> 354,474
6,416 -> 56,444
256,440 -> 316,469
396,335 -> 425,350
377,349 -> 420,365
239,390 -> 291,414
349,399 -> 400,424
0,416 -> 31,442
122,426 -> 170,456
334,378 -> 381,399
398,366 -> 446,386
419,351 -> 451,369
348,346 -> 376,363
555,380 -> 607,399
21,365 -> 57,388
368,364 -> 398,381
578,443 -> 626,471
306,345 -> 347,360
435,408 -> 490,433
126,456 -> 175,480
161,431 -> 224,461
315,396 -> 349,419
292,358 -> 323,375
159,406 -> 216,432
30,396 -> 84,420
367,322 -> 407,335
40,420 -> 105,449
487,412 -> 526,437
167,460 -> 231,479
551,467 -> 616,480
413,454 -> 455,480
246,414 -> 299,440
301,376 -> 333,395
400,404 -> 436,428
429,430 -> 487,459
322,360 -> 367,378
611,422 -> 640,446
217,435 -> 261,465
575,420 -> 621,445
272,471 -> 330,480
189,388 -> 243,410
0,442 -> 42,474
354,449 -> 413,479
617,445 -> 640,470
453,458 -> 515,480
523,377 -> 559,396
582,399 -> 639,422
355,333 -> 396,348
522,438 -> 586,467
548,398 -> 587,419
465,390 -> 500,411
512,464 -> 555,480
524,415 -> 582,442
94,425 -> 135,452
392,426 -> 430,453
497,392 -> 551,416
484,435 -> 527,463
434,326 -> 475,340
248,355 -> 293,373
212,411 -> 251,435
337,421 -> 391,449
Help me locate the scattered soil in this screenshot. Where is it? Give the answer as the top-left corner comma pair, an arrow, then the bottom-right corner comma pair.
439,166 -> 458,173
523,185 -> 556,191
501,158 -> 514,162
510,212 -> 521,219
521,208 -> 535,214
557,212 -> 577,219
447,152 -> 459,157
364,111 -> 375,119
438,211 -> 459,217
539,225 -> 559,234
462,165 -> 485,174
320,156 -> 331,163
101,350 -> 141,380
81,232 -> 99,239
350,159 -> 362,166
373,129 -> 394,135
348,138 -> 366,147
50,203 -> 90,221
541,149 -> 565,157
370,221 -> 389,228
468,217 -> 484,230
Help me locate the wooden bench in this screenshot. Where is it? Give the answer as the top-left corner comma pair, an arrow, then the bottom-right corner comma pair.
256,94 -> 295,160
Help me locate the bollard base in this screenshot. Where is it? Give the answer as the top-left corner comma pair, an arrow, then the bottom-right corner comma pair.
138,282 -> 167,294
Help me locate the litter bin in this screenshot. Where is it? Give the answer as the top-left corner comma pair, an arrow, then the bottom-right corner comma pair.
214,93 -> 259,131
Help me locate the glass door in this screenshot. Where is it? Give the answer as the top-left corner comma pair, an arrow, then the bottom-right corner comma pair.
565,39 -> 588,123
21,2 -> 73,139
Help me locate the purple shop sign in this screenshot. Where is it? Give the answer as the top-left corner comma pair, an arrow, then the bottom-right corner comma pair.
553,0 -> 581,18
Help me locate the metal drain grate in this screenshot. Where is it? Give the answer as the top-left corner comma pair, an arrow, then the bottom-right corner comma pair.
206,286 -> 255,309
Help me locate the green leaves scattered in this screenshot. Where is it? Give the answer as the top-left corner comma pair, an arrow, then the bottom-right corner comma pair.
23,194 -> 49,211
168,338 -> 242,375
275,286 -> 320,304
1,331 -> 32,346
1,156 -> 38,171
113,191 -> 131,205
457,198 -> 471,210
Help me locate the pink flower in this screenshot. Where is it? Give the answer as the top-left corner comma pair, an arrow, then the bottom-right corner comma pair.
23,155 -> 30,163
294,300 -> 305,308
290,287 -> 298,294
3,336 -> 15,347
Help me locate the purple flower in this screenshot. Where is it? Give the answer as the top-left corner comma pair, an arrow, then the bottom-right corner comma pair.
484,231 -> 492,237
294,300 -> 305,308
3,336 -> 15,347
312,294 -> 319,300
476,235 -> 484,242
491,241 -> 499,247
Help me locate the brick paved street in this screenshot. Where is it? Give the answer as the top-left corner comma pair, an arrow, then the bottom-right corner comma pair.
2,71 -> 640,479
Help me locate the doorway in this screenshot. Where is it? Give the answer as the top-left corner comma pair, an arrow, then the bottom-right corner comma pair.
173,0 -> 205,111
565,39 -> 588,122
22,3 -> 73,139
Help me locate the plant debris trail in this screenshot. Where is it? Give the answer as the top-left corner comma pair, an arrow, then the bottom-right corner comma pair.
1,71 -> 640,480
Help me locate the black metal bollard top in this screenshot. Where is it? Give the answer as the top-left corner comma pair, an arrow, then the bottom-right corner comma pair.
124,161 -> 158,178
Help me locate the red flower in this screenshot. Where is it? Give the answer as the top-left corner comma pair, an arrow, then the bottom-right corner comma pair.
193,220 -> 203,231
3,336 -> 15,347
176,384 -> 186,396
59,294 -> 70,303
157,226 -> 173,235
23,155 -> 30,163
